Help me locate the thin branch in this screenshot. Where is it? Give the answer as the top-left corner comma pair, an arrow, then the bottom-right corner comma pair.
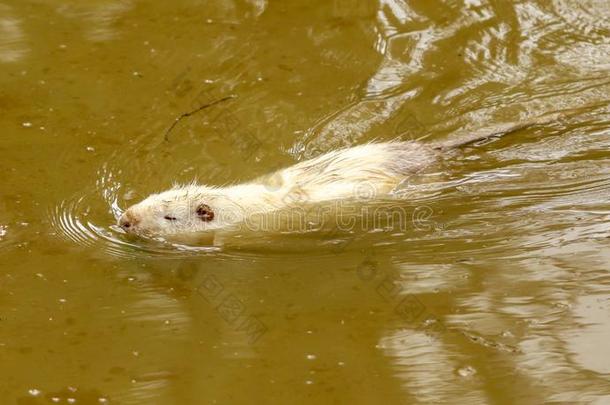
164,95 -> 237,141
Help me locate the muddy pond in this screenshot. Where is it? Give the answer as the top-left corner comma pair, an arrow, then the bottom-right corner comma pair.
1,0 -> 610,403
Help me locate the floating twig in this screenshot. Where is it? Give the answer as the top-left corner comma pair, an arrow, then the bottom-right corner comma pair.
164,95 -> 237,141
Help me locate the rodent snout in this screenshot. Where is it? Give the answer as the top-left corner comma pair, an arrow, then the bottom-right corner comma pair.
118,210 -> 139,232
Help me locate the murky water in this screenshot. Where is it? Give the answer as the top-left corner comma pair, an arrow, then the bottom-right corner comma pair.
1,0 -> 610,403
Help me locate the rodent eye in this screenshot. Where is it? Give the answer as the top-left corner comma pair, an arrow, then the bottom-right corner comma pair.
196,204 -> 214,222
164,215 -> 177,221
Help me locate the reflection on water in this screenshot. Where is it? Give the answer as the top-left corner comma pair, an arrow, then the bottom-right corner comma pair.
1,0 -> 610,403
57,1 -> 134,42
0,5 -> 28,63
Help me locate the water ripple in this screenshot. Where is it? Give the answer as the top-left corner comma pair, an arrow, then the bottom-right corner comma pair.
49,167 -> 221,259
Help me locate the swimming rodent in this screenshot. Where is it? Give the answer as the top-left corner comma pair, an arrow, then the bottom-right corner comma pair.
117,106 -> 594,243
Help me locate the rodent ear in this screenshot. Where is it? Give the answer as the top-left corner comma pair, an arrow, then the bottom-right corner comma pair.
196,204 -> 215,222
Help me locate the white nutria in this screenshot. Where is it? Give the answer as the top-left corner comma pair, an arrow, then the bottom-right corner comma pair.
118,107 -> 589,243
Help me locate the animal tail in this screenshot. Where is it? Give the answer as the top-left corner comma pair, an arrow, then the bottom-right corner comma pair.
432,101 -> 609,152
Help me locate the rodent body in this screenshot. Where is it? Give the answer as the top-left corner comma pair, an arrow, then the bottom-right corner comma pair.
118,141 -> 439,241
118,105 -> 595,243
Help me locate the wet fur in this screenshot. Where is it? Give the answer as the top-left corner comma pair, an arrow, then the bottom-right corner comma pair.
119,104 -> 598,242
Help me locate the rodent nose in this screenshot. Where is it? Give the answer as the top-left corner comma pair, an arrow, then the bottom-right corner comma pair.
119,211 -> 139,231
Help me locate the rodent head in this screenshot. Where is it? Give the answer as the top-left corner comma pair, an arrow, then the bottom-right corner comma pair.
118,185 -> 227,237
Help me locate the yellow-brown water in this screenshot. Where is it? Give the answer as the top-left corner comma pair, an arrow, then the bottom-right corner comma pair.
1,0 -> 610,403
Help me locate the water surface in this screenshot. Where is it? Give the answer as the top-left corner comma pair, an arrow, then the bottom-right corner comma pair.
1,0 -> 610,403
